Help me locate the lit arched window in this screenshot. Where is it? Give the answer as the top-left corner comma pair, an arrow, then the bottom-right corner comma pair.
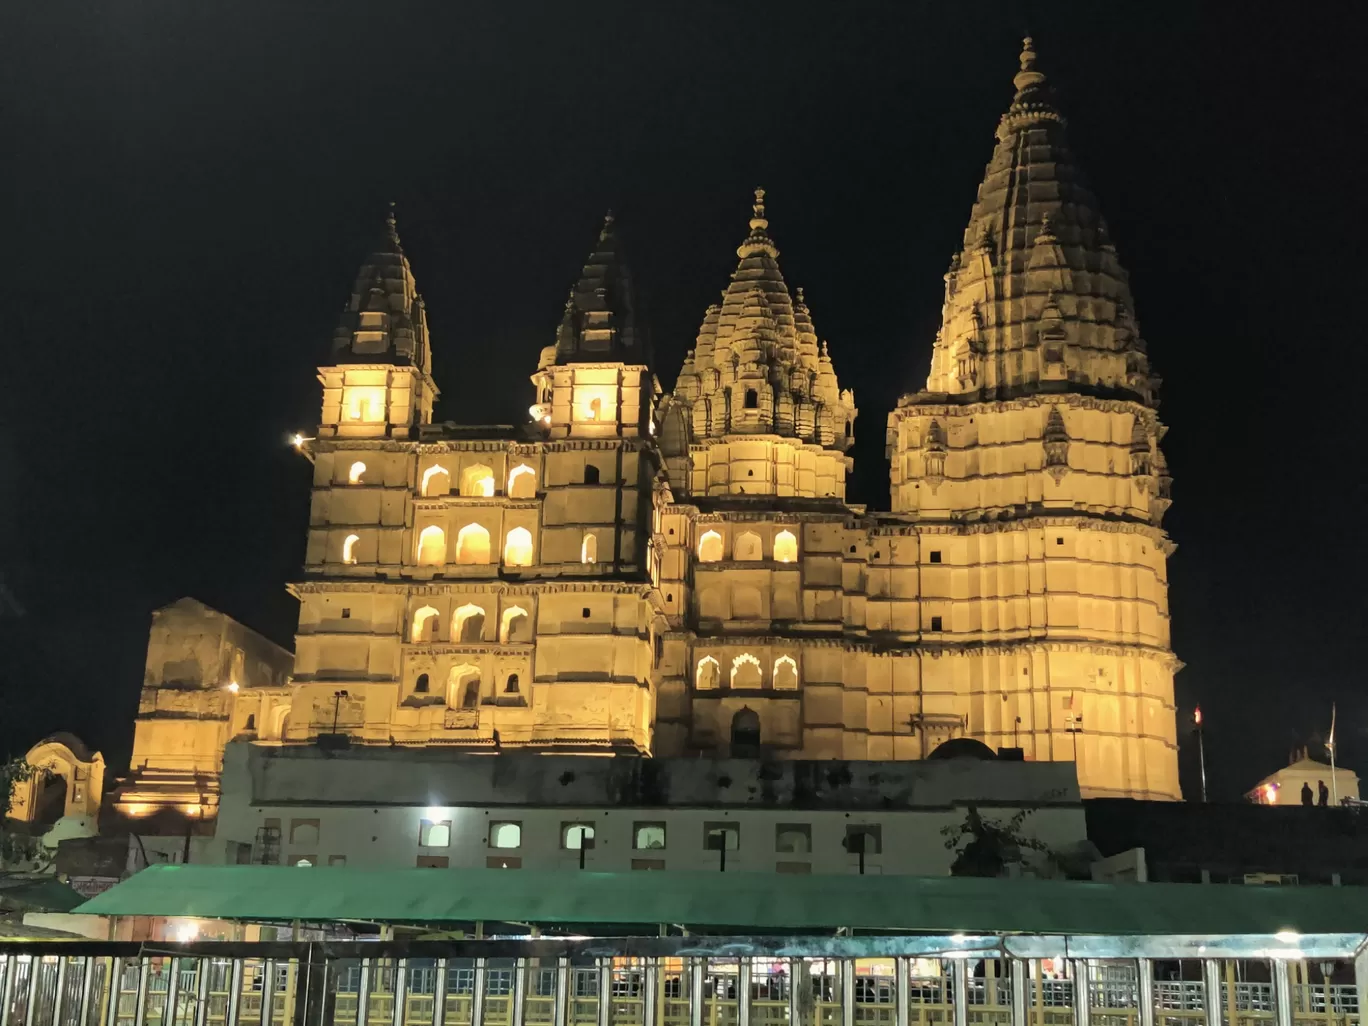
460,464 -> 494,497
341,534 -> 360,565
500,606 -> 529,644
773,656 -> 798,690
410,606 -> 441,643
587,397 -> 602,421
734,531 -> 762,561
456,523 -> 491,564
490,822 -> 521,848
348,461 -> 366,485
422,464 -> 451,496
581,533 -> 597,564
507,464 -> 536,498
773,529 -> 798,563
698,530 -> 723,563
731,653 -> 762,689
453,603 -> 486,643
267,705 -> 290,740
504,527 -> 533,567
584,464 -> 601,484
447,664 -> 480,709
414,673 -> 430,694
696,656 -> 720,690
504,673 -> 520,693
416,526 -> 446,566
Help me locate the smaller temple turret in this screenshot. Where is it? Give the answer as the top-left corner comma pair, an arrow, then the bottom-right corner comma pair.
318,205 -> 438,439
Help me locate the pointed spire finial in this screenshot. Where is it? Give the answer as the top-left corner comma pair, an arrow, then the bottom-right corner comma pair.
738,186 -> 777,258
751,187 -> 767,229
1013,36 -> 1047,96
384,201 -> 401,248
796,286 -> 806,306
600,210 -> 615,240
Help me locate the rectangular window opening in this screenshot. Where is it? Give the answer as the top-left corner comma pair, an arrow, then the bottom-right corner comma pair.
930,615 -> 943,631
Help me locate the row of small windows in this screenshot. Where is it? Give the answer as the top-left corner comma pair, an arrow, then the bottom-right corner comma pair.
697,529 -> 797,563
696,654 -> 798,690
342,525 -> 597,567
410,603 -> 530,644
414,819 -> 882,855
413,665 -> 521,708
343,462 -> 604,495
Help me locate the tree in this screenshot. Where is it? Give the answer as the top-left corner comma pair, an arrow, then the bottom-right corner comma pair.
0,755 -> 41,867
941,804 -> 1052,878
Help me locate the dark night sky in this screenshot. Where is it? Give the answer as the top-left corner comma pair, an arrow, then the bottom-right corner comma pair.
3,2 -> 1366,800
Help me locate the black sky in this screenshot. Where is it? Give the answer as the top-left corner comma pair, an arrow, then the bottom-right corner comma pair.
3,2 -> 1366,800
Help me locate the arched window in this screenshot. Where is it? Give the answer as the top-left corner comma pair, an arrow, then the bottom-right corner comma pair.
504,673 -> 520,694
456,523 -> 491,564
698,530 -> 723,563
416,526 -> 446,566
744,389 -> 758,409
584,464 -> 601,484
773,529 -> 798,563
773,656 -> 798,690
244,714 -> 256,732
734,531 -> 762,561
731,653 -> 762,689
581,533 -> 597,564
414,673 -> 430,694
460,465 -> 494,497
695,656 -> 720,690
348,461 -> 366,485
562,823 -> 595,850
411,605 -> 441,643
342,534 -> 360,565
731,708 -> 761,753
504,527 -> 533,567
453,603 -> 486,643
422,464 -> 451,496
500,606 -> 529,644
587,397 -> 602,421
507,464 -> 537,498
267,705 -> 290,740
447,664 -> 480,708
490,822 -> 521,849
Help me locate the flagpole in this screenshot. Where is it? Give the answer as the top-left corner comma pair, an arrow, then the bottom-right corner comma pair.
1195,706 -> 1207,803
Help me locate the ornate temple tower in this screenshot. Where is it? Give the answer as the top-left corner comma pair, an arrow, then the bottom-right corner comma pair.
884,41 -> 1179,799
654,192 -> 861,758
288,212 -> 657,753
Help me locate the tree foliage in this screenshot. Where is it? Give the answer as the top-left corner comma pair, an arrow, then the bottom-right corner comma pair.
940,804 -> 1052,877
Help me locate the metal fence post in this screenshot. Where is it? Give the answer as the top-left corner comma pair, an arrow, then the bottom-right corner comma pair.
393,959 -> 409,1026
688,958 -> 704,1026
597,958 -> 612,1026
552,958 -> 568,1026
511,959 -> 526,1026
951,959 -> 967,1026
1010,960 -> 1028,1026
1136,960 -> 1154,1026
356,959 -> 373,1026
787,959 -> 803,1026
895,957 -> 910,1026
841,959 -> 856,1026
195,958 -> 212,1026
738,959 -> 751,1026
1272,960 -> 1292,1026
433,959 -> 448,1026
52,955 -> 70,1026
0,955 -> 15,1026
1200,960 -> 1222,1026
78,957 -> 98,1026
643,958 -> 658,1026
163,958 -> 181,1026
132,958 -> 150,1026
470,958 -> 486,1026
103,959 -> 125,1026
23,955 -> 43,1026
1070,961 -> 1089,1026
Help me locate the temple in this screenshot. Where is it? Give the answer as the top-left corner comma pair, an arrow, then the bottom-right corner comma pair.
115,39 -> 1179,814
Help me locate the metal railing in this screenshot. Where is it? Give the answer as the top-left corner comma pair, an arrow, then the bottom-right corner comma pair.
0,946 -> 1358,1026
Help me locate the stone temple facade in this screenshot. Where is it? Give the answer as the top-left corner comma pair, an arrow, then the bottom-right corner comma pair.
118,40 -> 1179,810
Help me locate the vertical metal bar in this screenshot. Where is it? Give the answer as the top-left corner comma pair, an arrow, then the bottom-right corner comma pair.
261,961 -> 276,1026
0,954 -> 16,1026
737,960 -> 751,1026
164,959 -> 181,1026
1354,950 -> 1368,1026
1136,961 -> 1154,1026
392,960 -> 408,1026
470,959 -> 486,1026
552,959 -> 567,1026
23,956 -> 43,1026
103,959 -> 124,1026
356,960 -> 372,1026
841,960 -> 856,1026
688,959 -> 704,1026
787,960 -> 802,1026
895,957 -> 909,1026
78,957 -> 98,1026
1272,960 -> 1293,1026
1070,961 -> 1089,1026
193,959 -> 211,1026
951,960 -> 967,1026
432,959 -> 448,1026
1201,961 -> 1222,1026
53,955 -> 70,1026
511,959 -> 526,1026
643,959 -> 658,1026
1010,960 -> 1028,1026
226,960 -> 244,1026
132,959 -> 151,1026
597,959 -> 611,1026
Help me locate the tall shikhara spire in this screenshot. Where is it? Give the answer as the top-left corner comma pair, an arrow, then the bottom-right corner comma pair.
671,189 -> 855,453
544,212 -> 642,366
924,39 -> 1158,405
332,203 -> 431,376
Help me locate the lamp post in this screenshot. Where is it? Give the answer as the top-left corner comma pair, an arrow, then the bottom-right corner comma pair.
331,690 -> 350,734
1195,706 -> 1207,803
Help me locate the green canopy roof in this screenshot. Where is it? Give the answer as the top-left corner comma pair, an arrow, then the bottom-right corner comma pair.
72,866 -> 1368,938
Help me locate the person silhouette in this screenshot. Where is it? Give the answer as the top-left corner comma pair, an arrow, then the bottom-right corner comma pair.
1302,782 -> 1315,806
1319,780 -> 1330,806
